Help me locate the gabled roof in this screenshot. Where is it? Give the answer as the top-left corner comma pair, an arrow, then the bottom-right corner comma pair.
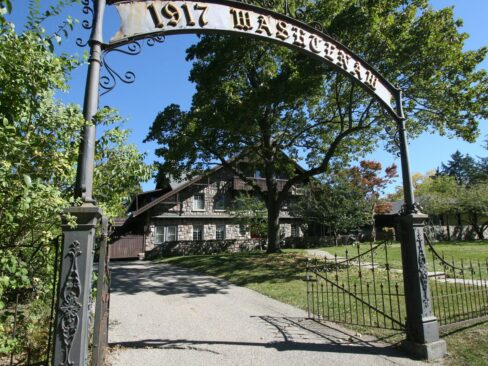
129,150 -> 308,219
131,163 -> 226,218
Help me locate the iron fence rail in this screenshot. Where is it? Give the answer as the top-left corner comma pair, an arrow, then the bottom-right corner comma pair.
425,235 -> 488,329
306,240 -> 406,331
306,237 -> 488,335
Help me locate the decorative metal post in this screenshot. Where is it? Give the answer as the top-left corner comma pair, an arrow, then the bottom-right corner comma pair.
52,1 -> 106,365
396,116 -> 447,360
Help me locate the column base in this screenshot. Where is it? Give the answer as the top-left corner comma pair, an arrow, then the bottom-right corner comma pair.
401,339 -> 447,360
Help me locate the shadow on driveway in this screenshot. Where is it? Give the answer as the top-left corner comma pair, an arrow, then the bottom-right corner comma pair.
110,261 -> 231,298
110,316 -> 412,360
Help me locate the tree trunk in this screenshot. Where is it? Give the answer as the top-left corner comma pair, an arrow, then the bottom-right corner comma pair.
266,200 -> 281,253
457,212 -> 463,240
446,214 -> 451,241
469,212 -> 484,240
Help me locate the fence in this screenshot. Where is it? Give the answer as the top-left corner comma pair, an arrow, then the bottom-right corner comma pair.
306,240 -> 406,331
92,217 -> 111,366
425,235 -> 488,330
306,236 -> 488,335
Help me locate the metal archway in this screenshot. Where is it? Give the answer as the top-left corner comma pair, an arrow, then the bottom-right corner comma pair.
52,1 -> 445,364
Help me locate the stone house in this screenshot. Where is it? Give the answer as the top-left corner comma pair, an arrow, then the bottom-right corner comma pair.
110,162 -> 305,259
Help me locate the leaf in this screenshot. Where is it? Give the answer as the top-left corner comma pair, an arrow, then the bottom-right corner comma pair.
23,174 -> 32,186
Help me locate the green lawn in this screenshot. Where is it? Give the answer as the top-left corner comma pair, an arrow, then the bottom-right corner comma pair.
159,243 -> 488,365
316,240 -> 488,271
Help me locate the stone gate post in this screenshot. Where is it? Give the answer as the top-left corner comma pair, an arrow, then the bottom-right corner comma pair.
52,207 -> 102,365
396,116 -> 446,360
398,213 -> 447,359
52,1 -> 106,364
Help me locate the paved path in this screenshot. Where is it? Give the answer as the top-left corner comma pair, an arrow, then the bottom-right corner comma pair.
107,261 -> 432,366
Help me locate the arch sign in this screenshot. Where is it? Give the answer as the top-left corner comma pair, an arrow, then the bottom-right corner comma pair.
52,1 -> 447,365
108,0 -> 404,121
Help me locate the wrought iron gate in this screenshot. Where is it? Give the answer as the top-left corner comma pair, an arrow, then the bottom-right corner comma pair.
92,217 -> 111,366
306,240 -> 406,331
306,237 -> 488,334
425,235 -> 488,330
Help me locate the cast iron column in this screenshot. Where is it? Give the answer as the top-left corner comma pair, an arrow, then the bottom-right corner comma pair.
52,1 -> 106,365
396,116 -> 446,360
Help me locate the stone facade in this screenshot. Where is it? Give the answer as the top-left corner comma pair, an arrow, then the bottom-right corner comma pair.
141,168 -> 303,253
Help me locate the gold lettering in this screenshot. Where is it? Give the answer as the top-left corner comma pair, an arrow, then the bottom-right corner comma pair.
309,35 -> 323,54
291,27 -> 306,47
365,70 -> 378,89
336,49 -> 350,70
353,61 -> 362,80
147,3 -> 164,28
255,15 -> 272,36
276,21 -> 289,40
181,3 -> 195,26
162,2 -> 181,27
324,41 -> 336,60
194,3 -> 208,27
230,9 -> 253,31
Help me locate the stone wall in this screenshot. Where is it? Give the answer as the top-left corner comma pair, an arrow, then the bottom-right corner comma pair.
145,238 -> 263,258
145,221 -> 298,251
426,224 -> 488,241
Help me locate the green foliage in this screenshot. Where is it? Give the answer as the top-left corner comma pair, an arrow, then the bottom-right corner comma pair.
147,0 -> 486,251
413,148 -> 488,239
416,175 -> 459,215
230,193 -> 268,240
0,1 -> 152,359
290,174 -> 370,241
94,108 -> 153,218
439,149 -> 488,185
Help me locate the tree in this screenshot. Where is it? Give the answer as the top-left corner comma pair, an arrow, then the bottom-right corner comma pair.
353,160 -> 397,240
230,193 -> 268,243
415,175 -> 460,216
145,0 -> 487,252
290,173 -> 370,245
0,2 -> 152,358
415,174 -> 488,240
458,182 -> 488,239
93,109 -> 153,218
438,150 -> 479,185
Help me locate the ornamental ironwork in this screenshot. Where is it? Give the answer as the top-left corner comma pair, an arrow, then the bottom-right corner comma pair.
59,240 -> 82,366
416,230 -> 430,311
76,0 -> 94,47
100,35 -> 166,96
97,0 -> 403,121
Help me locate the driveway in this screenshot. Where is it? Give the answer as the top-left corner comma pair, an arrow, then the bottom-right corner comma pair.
107,261 -> 432,366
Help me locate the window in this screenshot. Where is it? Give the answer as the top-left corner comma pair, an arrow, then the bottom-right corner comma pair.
280,225 -> 285,239
214,194 -> 226,210
216,224 -> 226,240
193,193 -> 205,210
193,225 -> 203,241
254,169 -> 263,178
155,225 -> 177,244
239,224 -> 248,236
291,224 -> 300,238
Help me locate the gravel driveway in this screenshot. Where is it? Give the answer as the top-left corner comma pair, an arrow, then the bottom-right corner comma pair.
106,261 -> 431,366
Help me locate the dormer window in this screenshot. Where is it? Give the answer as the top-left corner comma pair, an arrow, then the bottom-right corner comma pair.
193,193 -> 205,210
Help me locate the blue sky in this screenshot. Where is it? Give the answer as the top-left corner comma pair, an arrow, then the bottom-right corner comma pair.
9,0 -> 488,193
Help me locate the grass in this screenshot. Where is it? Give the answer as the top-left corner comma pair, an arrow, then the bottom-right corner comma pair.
158,241 -> 488,365
441,321 -> 488,366
160,252 -> 310,310
316,240 -> 488,271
